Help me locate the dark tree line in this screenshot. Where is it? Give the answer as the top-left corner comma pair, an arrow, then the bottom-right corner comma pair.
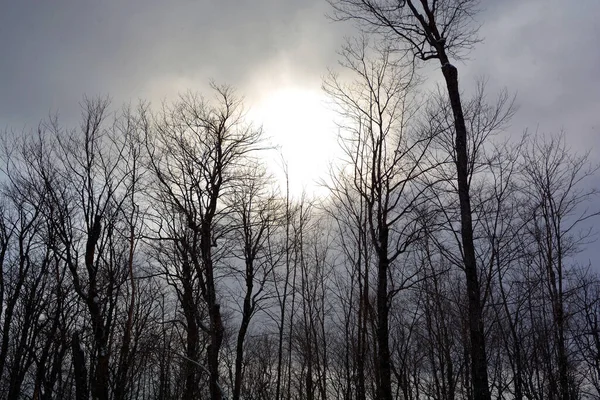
1,2 -> 599,399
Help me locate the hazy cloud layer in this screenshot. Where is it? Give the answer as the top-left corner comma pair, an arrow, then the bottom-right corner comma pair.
0,0 -> 347,124
2,1 -> 598,141
1,1 -> 598,259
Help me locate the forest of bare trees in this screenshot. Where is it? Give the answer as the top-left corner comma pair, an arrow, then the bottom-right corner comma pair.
0,1 -> 599,399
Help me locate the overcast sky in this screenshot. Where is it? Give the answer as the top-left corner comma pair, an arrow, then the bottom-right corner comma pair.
1,0 -> 599,263
1,1 -> 599,152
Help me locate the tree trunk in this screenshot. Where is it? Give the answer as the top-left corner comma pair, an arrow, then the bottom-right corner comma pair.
114,224 -> 137,400
92,330 -> 110,400
203,222 -> 224,400
233,260 -> 254,400
440,58 -> 491,400
376,227 -> 392,400
182,271 -> 199,400
72,332 -> 89,400
207,303 -> 224,400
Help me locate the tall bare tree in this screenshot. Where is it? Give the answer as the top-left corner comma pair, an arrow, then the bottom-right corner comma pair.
146,85 -> 263,400
327,2 -> 494,398
324,38 -> 437,400
227,165 -> 282,400
520,134 -> 599,400
45,98 -> 142,400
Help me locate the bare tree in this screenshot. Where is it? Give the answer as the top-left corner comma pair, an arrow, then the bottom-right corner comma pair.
572,272 -> 600,398
326,2 -> 491,398
272,161 -> 296,400
42,98 -> 143,400
0,129 -> 58,399
226,165 -> 282,400
326,179 -> 374,400
520,133 -> 599,400
146,84 -> 263,400
324,38 -> 437,400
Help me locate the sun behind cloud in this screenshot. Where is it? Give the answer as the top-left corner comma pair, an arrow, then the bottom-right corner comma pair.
249,85 -> 339,198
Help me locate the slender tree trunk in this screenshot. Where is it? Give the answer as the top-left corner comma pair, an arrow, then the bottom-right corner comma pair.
376,226 -> 392,400
355,262 -> 366,400
7,291 -> 38,400
275,216 -> 290,400
114,205 -> 137,400
207,305 -> 224,400
85,215 -> 109,400
180,261 -> 200,400
498,258 -> 523,400
233,259 -> 254,400
202,222 -> 224,400
72,332 -> 89,400
91,317 -> 110,400
286,205 -> 303,400
0,295 -> 18,380
0,238 -> 28,381
550,259 -> 571,400
439,59 -> 491,400
356,207 -> 369,400
276,179 -> 292,400
0,238 -> 7,335
33,301 -> 61,400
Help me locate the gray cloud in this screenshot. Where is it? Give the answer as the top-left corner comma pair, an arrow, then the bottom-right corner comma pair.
467,0 -> 600,153
3,1 -> 598,144
0,0 -> 349,126
1,0 -> 598,263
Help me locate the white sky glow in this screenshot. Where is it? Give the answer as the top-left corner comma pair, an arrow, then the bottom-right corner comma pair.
249,86 -> 339,198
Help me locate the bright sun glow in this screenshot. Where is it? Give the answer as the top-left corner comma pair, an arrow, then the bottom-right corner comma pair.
250,86 -> 339,198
